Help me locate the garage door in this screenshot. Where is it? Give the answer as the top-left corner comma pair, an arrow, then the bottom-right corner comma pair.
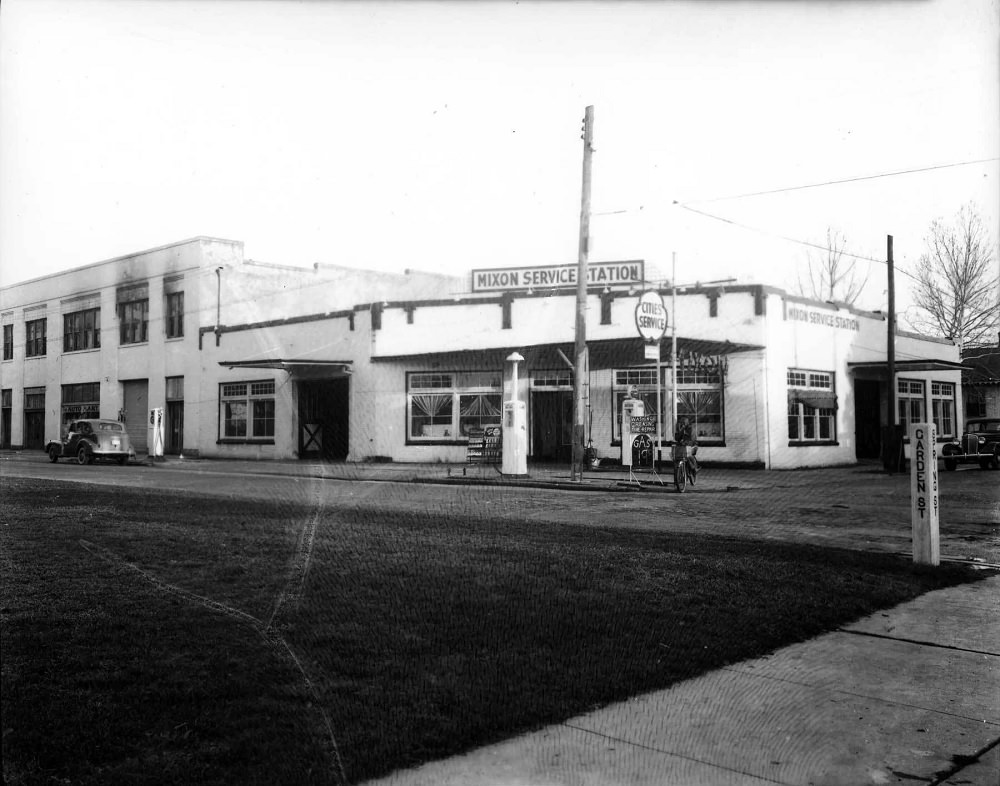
122,380 -> 149,453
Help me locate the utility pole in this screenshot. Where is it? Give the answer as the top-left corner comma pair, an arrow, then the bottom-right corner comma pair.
571,106 -> 594,482
885,235 -> 897,472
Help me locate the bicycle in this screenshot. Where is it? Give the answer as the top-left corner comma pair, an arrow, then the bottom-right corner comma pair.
671,443 -> 698,493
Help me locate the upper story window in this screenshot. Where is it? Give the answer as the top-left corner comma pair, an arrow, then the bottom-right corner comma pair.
25,318 -> 47,357
118,300 -> 149,344
63,308 -> 101,352
165,291 -> 184,338
2,324 -> 12,360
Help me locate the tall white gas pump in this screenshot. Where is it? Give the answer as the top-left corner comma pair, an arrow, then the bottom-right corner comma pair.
501,352 -> 528,476
149,407 -> 165,458
621,396 -> 645,467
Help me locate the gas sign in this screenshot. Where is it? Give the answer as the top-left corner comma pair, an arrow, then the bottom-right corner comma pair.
635,291 -> 668,342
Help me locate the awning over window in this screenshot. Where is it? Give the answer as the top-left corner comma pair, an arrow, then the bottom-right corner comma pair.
847,359 -> 965,379
373,336 -> 763,370
788,390 -> 838,410
219,359 -> 352,378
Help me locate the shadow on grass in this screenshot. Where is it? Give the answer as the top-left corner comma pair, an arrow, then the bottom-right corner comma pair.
0,478 -> 986,785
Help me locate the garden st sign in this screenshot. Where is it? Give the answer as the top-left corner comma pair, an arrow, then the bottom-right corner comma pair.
635,290 -> 668,343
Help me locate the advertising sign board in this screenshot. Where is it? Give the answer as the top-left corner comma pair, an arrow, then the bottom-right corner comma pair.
635,291 -> 668,342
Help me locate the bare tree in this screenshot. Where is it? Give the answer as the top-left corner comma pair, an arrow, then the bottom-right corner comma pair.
797,227 -> 869,305
907,204 -> 998,349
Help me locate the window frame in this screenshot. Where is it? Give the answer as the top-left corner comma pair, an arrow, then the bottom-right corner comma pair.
787,367 -> 838,446
25,318 -> 47,358
896,378 -> 926,436
611,364 -> 725,445
218,380 -> 276,443
930,380 -> 956,439
165,291 -> 185,339
63,308 -> 101,352
405,370 -> 503,444
60,382 -> 100,425
118,298 -> 149,345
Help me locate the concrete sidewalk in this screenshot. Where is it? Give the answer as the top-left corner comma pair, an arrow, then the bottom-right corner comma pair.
363,575 -> 999,786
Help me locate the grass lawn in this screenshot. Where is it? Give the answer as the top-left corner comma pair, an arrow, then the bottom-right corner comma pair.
0,477 -> 984,785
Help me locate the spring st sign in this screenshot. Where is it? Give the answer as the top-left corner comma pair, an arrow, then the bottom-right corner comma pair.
635,291 -> 668,342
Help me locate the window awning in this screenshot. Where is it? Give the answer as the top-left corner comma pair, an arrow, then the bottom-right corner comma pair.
788,390 -> 838,410
372,336 -> 763,370
847,359 -> 965,378
219,359 -> 352,378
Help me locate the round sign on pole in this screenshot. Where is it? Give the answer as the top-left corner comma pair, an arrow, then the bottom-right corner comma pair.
635,291 -> 668,342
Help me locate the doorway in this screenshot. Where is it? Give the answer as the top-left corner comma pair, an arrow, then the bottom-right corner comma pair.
298,378 -> 349,460
531,390 -> 573,462
122,380 -> 149,453
854,379 -> 882,459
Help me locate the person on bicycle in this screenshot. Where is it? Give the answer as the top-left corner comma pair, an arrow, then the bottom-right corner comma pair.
674,416 -> 699,473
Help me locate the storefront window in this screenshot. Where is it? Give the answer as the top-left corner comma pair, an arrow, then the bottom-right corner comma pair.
897,379 -> 925,434
61,382 -> 100,425
407,371 -> 501,442
220,380 -> 275,441
930,381 -> 955,437
612,364 -> 724,443
787,368 -> 837,444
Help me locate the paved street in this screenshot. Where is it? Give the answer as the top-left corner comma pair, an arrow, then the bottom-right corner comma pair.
3,452 -> 998,566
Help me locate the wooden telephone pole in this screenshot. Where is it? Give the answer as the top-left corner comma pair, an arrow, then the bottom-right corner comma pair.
572,106 -> 594,482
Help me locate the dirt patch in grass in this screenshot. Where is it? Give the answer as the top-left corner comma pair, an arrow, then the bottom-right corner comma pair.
1,477 -> 985,784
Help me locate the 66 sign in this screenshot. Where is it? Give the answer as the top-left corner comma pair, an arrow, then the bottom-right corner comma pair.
635,290 -> 668,342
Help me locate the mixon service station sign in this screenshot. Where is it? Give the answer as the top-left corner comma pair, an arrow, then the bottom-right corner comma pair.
471,261 -> 644,293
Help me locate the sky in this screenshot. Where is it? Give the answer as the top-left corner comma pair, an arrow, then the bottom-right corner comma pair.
2,0 -> 998,324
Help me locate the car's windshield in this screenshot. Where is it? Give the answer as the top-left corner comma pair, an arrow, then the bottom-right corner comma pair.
968,421 -> 1000,434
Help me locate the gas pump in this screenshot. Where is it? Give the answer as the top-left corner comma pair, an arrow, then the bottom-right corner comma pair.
501,352 -> 528,476
621,397 -> 645,467
149,407 -> 165,458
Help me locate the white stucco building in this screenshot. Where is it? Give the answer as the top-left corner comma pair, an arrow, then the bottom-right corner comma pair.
1,238 -> 964,469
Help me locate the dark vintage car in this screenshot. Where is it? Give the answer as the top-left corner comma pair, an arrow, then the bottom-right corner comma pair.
45,419 -> 136,466
941,418 -> 1000,471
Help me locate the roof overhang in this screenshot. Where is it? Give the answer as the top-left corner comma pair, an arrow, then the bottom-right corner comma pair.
372,336 -> 763,370
847,359 -> 966,378
219,359 -> 352,378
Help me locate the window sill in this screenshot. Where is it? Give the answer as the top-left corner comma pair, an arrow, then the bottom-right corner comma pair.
406,438 -> 471,446
787,440 -> 840,447
119,341 -> 149,348
217,439 -> 275,445
165,336 -> 185,342
25,354 -> 47,360
62,348 -> 101,355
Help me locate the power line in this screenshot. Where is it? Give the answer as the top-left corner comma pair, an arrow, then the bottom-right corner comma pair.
677,157 -> 1000,205
674,202 -> 922,284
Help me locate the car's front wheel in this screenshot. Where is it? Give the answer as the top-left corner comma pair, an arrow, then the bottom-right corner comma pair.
48,445 -> 59,463
76,445 -> 92,465
990,450 -> 1000,471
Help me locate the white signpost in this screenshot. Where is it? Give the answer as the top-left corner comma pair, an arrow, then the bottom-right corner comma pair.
635,291 -> 668,464
908,422 -> 940,565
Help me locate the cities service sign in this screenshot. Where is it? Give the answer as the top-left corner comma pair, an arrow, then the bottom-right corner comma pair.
635,290 -> 668,342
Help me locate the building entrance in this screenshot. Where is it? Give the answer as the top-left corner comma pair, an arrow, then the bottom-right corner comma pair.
298,378 -> 349,460
531,390 -> 573,462
122,380 -> 149,453
854,379 -> 882,459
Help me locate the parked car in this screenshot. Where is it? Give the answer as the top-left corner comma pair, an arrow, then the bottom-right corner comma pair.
941,418 -> 1000,471
45,419 -> 136,466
